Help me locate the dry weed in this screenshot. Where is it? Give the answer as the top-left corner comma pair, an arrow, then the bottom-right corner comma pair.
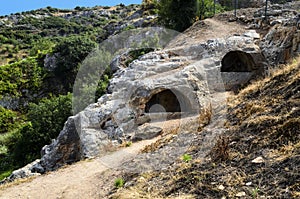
209,136 -> 230,163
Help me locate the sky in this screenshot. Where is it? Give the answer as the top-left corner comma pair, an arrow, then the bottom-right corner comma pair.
0,0 -> 142,16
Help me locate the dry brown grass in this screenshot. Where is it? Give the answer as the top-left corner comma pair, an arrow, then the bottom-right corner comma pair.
141,126 -> 179,153
197,105 -> 212,132
0,175 -> 37,191
209,136 -> 230,162
239,57 -> 300,97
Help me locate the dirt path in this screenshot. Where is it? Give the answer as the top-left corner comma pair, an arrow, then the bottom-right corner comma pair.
0,137 -> 161,199
0,100 -> 230,199
168,18 -> 246,48
0,116 -> 194,199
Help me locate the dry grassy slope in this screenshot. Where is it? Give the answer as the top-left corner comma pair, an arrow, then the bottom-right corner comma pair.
112,58 -> 300,198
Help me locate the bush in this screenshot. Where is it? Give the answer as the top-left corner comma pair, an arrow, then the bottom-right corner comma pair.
114,178 -> 125,188
158,0 -> 198,32
54,36 -> 97,90
0,107 -> 21,134
29,39 -> 55,56
198,0 -> 225,18
159,0 -> 225,31
12,93 -> 72,165
0,57 -> 44,97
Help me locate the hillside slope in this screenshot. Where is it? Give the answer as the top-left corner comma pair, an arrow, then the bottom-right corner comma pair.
0,1 -> 299,198
1,24 -> 299,199
112,57 -> 300,198
0,3 -> 158,180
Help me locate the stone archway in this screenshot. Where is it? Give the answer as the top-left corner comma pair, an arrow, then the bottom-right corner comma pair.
145,89 -> 181,113
221,51 -> 255,72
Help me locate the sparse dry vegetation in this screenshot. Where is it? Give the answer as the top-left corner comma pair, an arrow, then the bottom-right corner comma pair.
111,56 -> 300,198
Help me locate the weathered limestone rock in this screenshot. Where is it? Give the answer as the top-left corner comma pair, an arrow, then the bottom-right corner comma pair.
1,160 -> 41,183
133,125 -> 162,141
39,116 -> 81,170
260,25 -> 300,66
44,53 -> 59,71
4,1 -> 300,184
34,31 -> 267,173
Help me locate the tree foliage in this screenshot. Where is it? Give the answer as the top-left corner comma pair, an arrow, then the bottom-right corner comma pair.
158,0 -> 198,32
0,57 -> 44,97
0,107 -> 20,134
12,93 -> 72,165
55,36 -> 97,72
54,36 -> 97,90
158,0 -> 225,31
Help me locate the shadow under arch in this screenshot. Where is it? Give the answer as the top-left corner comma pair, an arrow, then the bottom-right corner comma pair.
221,50 -> 255,72
141,88 -> 198,116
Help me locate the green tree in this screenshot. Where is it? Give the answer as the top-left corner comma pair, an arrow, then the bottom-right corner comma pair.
54,36 -> 97,90
198,0 -> 225,18
29,39 -> 55,56
12,93 -> 72,165
0,107 -> 20,134
158,0 -> 198,32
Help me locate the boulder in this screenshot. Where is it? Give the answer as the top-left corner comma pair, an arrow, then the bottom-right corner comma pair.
0,160 -> 41,184
133,125 -> 162,141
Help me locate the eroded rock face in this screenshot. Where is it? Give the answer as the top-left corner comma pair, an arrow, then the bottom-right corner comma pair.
3,29 -> 269,182
4,2 -> 300,184
260,25 -> 300,66
39,116 -> 81,171
35,31 -> 266,172
0,30 -> 267,182
4,8 -> 300,189
218,1 -> 300,67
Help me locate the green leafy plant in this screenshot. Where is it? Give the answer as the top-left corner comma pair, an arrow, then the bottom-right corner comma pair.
114,178 -> 125,188
251,187 -> 260,198
182,154 -> 192,162
0,56 -> 45,98
54,35 -> 97,91
0,107 -> 21,134
158,0 -> 198,32
12,93 -> 72,166
125,141 -> 132,147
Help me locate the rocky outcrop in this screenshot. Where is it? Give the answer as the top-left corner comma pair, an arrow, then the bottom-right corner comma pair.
1,28 -> 268,182
260,25 -> 300,66
26,30 -> 265,173
2,160 -> 41,183
218,1 -> 300,68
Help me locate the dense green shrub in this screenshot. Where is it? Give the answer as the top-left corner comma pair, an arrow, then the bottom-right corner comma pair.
0,107 -> 21,134
0,57 -> 44,97
0,94 -> 72,178
198,0 -> 225,18
158,0 -> 225,31
158,0 -> 198,32
29,39 -> 55,56
53,35 -> 97,90
12,93 -> 72,165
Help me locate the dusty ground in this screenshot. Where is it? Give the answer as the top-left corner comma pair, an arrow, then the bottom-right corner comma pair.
167,17 -> 247,48
0,137 -> 162,199
0,113 -> 210,199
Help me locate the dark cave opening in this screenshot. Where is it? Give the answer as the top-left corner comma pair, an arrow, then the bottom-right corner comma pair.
145,89 -> 181,113
221,51 -> 255,72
